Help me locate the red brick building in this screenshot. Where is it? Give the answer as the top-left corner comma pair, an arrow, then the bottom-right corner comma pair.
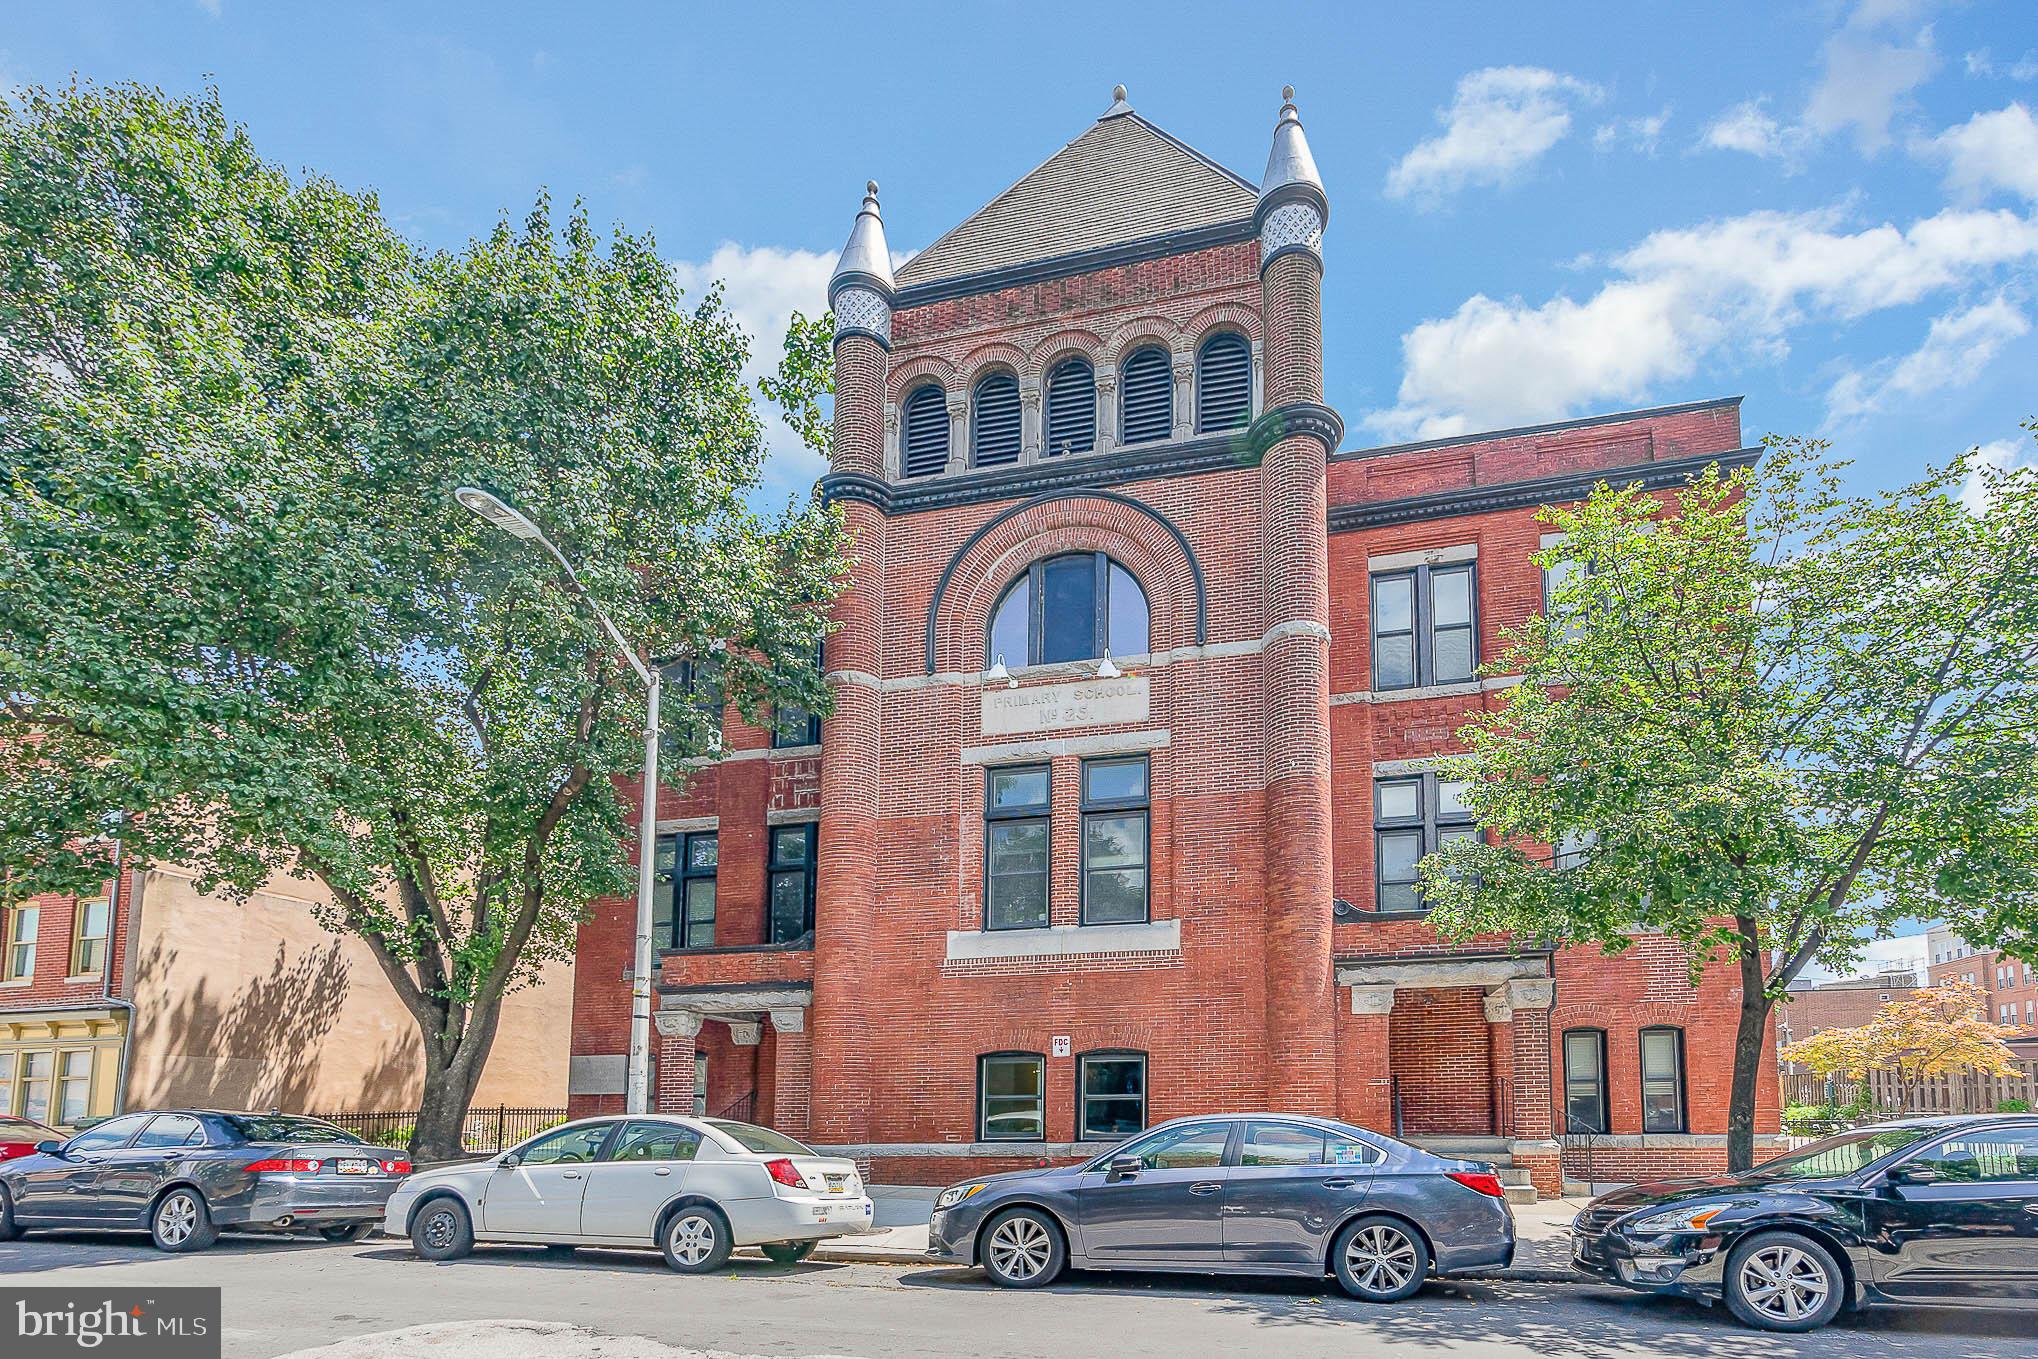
568,88 -> 1781,1194
1929,925 -> 2038,1036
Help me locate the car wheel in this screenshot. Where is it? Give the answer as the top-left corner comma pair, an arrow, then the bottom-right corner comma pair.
1331,1215 -> 1430,1303
979,1207 -> 1066,1289
1724,1231 -> 1845,1332
660,1206 -> 733,1273
0,1184 -> 23,1242
150,1188 -> 220,1253
761,1241 -> 815,1265
409,1197 -> 474,1262
318,1223 -> 375,1244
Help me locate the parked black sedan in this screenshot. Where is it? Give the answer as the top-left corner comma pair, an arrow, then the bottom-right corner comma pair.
1572,1114 -> 2038,1331
0,1110 -> 411,1251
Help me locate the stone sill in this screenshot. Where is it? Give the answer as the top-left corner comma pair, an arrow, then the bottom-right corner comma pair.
945,918 -> 1180,962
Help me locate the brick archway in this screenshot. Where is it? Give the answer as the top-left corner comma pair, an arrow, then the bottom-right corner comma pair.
925,490 -> 1207,675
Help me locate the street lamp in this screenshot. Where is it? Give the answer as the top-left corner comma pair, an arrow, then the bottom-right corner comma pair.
455,486 -> 664,1116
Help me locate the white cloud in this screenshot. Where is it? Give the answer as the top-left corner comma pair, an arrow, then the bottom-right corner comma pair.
1961,436 -> 2038,513
1385,67 -> 1604,202
1700,99 -> 1808,162
1922,102 -> 2038,202
1826,295 -> 2029,425
1795,932 -> 1929,986
1592,108 -> 1670,156
1964,48 -> 2038,81
1370,205 -> 2038,439
669,243 -> 836,498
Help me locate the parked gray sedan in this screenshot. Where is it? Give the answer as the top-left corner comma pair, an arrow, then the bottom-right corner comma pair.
926,1114 -> 1515,1300
0,1110 -> 411,1251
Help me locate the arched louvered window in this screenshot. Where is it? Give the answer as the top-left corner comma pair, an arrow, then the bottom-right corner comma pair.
1044,356 -> 1096,457
1196,332 -> 1252,433
901,384 -> 949,478
971,372 -> 1022,468
1119,346 -> 1173,446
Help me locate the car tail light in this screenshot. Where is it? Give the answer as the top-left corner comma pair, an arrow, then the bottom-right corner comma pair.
1446,1171 -> 1506,1198
244,1158 -> 322,1174
0,1144 -> 34,1162
763,1158 -> 807,1189
381,1159 -> 412,1175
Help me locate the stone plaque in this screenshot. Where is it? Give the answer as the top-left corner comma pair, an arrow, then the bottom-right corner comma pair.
981,676 -> 1149,737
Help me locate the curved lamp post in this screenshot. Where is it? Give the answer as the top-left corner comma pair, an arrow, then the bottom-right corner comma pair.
455,486 -> 663,1115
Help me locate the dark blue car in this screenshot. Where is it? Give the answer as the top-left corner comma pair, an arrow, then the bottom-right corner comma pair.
0,1110 -> 411,1251
925,1113 -> 1516,1299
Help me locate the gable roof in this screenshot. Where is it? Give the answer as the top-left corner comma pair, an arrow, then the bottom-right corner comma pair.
893,109 -> 1258,293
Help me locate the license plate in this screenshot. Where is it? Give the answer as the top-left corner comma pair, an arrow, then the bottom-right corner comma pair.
824,1174 -> 848,1193
336,1158 -> 372,1175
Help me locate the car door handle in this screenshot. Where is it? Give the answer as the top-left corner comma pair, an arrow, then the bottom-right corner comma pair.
562,1171 -> 582,1180
1324,1178 -> 1361,1190
1188,1182 -> 1223,1195
654,1168 -> 671,1177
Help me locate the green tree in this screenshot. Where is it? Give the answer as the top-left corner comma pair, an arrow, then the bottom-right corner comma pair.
0,82 -> 847,1158
1421,433 -> 2038,1170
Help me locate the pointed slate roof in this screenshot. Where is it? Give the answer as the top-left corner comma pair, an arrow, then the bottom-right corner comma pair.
894,98 -> 1259,293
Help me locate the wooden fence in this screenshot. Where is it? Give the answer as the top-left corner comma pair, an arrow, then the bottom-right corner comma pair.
1785,1060 -> 2038,1115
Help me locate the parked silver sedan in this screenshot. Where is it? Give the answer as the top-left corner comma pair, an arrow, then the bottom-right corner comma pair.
384,1115 -> 873,1271
926,1113 -> 1516,1299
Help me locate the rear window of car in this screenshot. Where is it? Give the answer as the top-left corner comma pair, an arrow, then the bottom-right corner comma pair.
0,1118 -> 50,1138
705,1120 -> 816,1156
224,1115 -> 364,1145
1749,1127 -> 1940,1180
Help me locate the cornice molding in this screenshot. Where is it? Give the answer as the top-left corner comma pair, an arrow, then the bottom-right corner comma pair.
1247,401 -> 1344,458
1328,446 -> 1762,535
821,430 -> 1259,516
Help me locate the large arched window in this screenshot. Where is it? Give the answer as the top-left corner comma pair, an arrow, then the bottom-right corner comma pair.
1118,345 -> 1173,445
1044,356 -> 1096,457
988,553 -> 1149,668
901,383 -> 949,478
971,371 -> 1021,468
1195,332 -> 1251,432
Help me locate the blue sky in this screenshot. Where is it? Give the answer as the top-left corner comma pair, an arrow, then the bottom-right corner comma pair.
6,1 -> 2035,507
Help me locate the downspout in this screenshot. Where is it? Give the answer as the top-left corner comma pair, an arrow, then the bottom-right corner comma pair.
102,821 -> 138,1115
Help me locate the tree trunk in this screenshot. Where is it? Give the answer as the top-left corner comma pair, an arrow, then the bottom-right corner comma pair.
411,1035 -> 490,1163
1729,943 -> 1773,1173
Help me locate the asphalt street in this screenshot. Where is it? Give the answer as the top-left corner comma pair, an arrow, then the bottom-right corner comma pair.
2,1230 -> 2032,1359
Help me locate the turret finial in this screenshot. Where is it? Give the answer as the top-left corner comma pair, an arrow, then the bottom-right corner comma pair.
1256,83 -> 1329,259
1101,83 -> 1133,118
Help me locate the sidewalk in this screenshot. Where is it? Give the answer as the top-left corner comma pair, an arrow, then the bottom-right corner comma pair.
809,1186 -> 1588,1282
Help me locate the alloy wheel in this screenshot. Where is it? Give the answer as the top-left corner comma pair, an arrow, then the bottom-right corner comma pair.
1737,1243 -> 1831,1324
669,1214 -> 717,1266
420,1208 -> 459,1252
986,1215 -> 1053,1281
156,1194 -> 197,1247
1344,1224 -> 1419,1295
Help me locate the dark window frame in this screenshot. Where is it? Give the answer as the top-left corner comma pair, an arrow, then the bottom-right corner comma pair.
1080,756 -> 1150,926
767,822 -> 819,945
1562,1027 -> 1611,1135
901,382 -> 950,478
1369,560 -> 1480,691
1194,331 -> 1252,433
770,644 -> 825,749
985,552 -> 1150,668
1639,1026 -> 1688,1134
1118,344 -> 1174,445
969,370 -> 1022,468
978,1051 -> 1047,1142
983,765 -> 1051,932
1075,1049 -> 1149,1141
658,657 -> 725,757
657,829 -> 719,950
1044,355 -> 1097,457
1372,773 -> 1478,914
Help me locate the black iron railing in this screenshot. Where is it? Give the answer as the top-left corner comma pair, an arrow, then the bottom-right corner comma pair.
309,1106 -> 569,1153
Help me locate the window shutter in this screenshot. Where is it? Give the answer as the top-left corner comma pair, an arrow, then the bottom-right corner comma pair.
901,385 -> 949,478
1118,346 -> 1172,445
1196,333 -> 1251,433
971,372 -> 1021,468
1044,357 -> 1096,456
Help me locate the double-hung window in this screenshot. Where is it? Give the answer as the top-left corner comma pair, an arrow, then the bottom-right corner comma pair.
979,1052 -> 1045,1141
1077,1051 -> 1147,1140
3,905 -> 37,981
767,823 -> 818,945
659,658 -> 724,757
1563,1029 -> 1609,1135
71,899 -> 109,977
1080,757 -> 1149,924
654,831 -> 718,949
984,767 -> 1050,930
1640,1028 -> 1687,1133
1373,774 -> 1478,912
1370,561 -> 1477,690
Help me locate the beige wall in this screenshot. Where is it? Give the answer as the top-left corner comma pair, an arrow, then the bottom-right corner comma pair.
123,867 -> 569,1114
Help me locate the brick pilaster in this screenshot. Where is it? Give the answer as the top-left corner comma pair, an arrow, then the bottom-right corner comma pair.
768,1009 -> 812,1141
653,1011 -> 701,1115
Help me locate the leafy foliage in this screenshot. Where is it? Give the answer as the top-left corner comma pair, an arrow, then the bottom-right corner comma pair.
1780,982 -> 2023,1091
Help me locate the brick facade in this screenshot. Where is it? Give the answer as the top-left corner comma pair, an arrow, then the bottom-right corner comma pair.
566,93 -> 1780,1190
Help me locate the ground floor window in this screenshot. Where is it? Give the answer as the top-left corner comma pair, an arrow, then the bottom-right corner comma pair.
653,830 -> 718,949
15,1050 -> 53,1123
1640,1027 -> 1687,1133
693,1051 -> 709,1119
767,823 -> 818,944
1562,1028 -> 1608,1134
1077,1051 -> 1146,1139
979,1052 -> 1045,1141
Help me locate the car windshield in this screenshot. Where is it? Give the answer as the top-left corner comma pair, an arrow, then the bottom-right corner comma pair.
705,1120 -> 816,1156
225,1115 -> 363,1145
1747,1127 -> 1941,1180
0,1118 -> 51,1137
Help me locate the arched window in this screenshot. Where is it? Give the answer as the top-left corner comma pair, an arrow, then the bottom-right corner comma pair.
971,371 -> 1021,468
1196,332 -> 1251,432
901,384 -> 949,478
1044,356 -> 1096,456
1118,345 -> 1173,445
987,552 -> 1149,668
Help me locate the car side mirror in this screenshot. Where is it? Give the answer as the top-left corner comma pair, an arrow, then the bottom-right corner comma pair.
1106,1155 -> 1143,1182
1888,1164 -> 1942,1186
34,1140 -> 65,1159
496,1153 -> 520,1170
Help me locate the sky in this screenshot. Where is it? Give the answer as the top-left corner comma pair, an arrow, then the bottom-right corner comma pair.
7,0 -> 2036,508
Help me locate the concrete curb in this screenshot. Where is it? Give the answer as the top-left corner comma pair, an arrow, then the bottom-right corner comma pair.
807,1246 -> 1590,1283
